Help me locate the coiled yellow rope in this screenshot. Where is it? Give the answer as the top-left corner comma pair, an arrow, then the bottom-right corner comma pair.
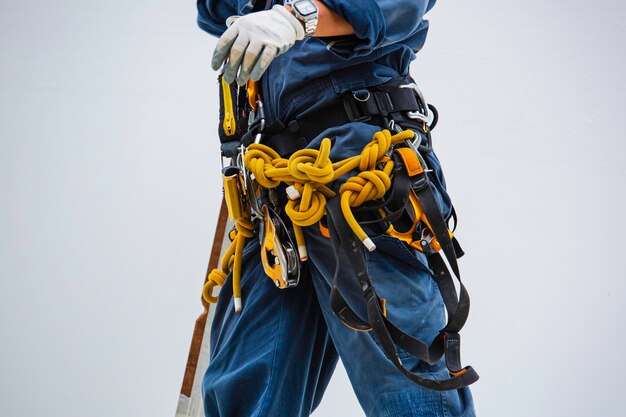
202,217 -> 255,312
202,128 -> 415,311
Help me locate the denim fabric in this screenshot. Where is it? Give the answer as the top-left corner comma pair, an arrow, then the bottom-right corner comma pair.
197,0 -> 435,124
197,1 -> 475,415
201,119 -> 475,417
197,0 -> 451,212
203,200 -> 476,416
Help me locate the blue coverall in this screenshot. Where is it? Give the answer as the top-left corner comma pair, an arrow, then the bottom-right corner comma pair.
197,1 -> 476,416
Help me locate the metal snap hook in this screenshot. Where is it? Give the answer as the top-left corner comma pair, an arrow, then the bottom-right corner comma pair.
400,83 -> 430,124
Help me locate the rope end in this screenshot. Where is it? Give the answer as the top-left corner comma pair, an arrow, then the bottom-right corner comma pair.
298,244 -> 308,261
234,297 -> 242,312
286,185 -> 301,200
363,237 -> 376,251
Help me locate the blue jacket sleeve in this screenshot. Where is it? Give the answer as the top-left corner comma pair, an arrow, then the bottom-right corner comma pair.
318,0 -> 436,59
197,1 -> 252,37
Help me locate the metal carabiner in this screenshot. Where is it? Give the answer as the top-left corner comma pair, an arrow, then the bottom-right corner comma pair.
253,99 -> 265,144
399,83 -> 430,124
389,118 -> 431,172
232,144 -> 262,220
419,228 -> 437,255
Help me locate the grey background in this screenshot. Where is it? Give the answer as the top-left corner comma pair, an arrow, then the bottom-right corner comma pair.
1,1 -> 625,416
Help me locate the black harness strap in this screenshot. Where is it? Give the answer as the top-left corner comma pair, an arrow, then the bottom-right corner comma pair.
326,197 -> 479,391
325,144 -> 479,390
242,86 -> 430,157
400,156 -> 474,335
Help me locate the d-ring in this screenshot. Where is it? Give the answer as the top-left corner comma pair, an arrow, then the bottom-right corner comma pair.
353,91 -> 371,102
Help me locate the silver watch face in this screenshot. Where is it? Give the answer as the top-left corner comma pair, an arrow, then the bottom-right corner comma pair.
294,0 -> 317,17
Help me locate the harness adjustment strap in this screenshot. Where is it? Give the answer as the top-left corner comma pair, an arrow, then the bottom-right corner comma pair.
395,147 -> 424,177
326,197 -> 478,390
260,84 -> 430,157
443,332 -> 463,373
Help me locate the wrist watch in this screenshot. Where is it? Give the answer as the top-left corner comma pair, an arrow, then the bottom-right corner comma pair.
285,0 -> 319,37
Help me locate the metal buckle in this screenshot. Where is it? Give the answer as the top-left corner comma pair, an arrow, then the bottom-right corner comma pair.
399,83 -> 430,124
389,119 -> 431,173
419,228 -> 437,255
253,99 -> 265,144
247,99 -> 266,144
352,90 -> 371,102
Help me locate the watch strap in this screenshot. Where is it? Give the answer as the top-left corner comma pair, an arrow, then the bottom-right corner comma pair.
286,0 -> 318,37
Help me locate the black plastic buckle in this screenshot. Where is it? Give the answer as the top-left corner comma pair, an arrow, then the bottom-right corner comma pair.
343,94 -> 373,123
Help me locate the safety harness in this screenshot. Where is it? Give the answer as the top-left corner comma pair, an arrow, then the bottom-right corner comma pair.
203,1 -> 478,391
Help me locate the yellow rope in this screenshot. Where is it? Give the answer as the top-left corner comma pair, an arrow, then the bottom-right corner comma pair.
245,128 -> 414,250
202,217 -> 255,311
203,128 -> 415,310
339,162 -> 395,249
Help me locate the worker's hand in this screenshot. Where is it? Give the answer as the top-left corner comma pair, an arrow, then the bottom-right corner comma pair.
212,5 -> 305,85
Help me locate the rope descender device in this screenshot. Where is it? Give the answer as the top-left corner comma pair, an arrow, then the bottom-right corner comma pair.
259,205 -> 300,289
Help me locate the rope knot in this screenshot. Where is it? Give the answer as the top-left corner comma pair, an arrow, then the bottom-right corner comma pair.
287,138 -> 334,184
203,269 -> 227,304
244,145 -> 282,188
359,130 -> 393,171
285,192 -> 327,227
339,169 -> 391,207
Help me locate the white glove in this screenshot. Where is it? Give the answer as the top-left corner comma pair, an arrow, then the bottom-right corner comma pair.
212,5 -> 305,85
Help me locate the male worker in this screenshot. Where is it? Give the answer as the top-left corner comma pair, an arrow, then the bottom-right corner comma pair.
196,1 -> 476,416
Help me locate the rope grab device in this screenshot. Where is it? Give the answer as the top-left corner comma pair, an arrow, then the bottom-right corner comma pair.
202,64 -> 479,391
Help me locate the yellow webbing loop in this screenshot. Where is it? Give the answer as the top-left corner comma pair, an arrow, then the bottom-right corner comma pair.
221,76 -> 236,136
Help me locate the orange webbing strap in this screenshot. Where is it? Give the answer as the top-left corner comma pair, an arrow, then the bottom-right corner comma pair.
247,80 -> 259,110
395,146 -> 424,177
388,147 -> 453,253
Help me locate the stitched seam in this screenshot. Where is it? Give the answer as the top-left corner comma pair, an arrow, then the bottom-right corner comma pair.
441,388 -> 448,417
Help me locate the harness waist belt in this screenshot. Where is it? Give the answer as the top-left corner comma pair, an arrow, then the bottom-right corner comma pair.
243,85 -> 428,157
